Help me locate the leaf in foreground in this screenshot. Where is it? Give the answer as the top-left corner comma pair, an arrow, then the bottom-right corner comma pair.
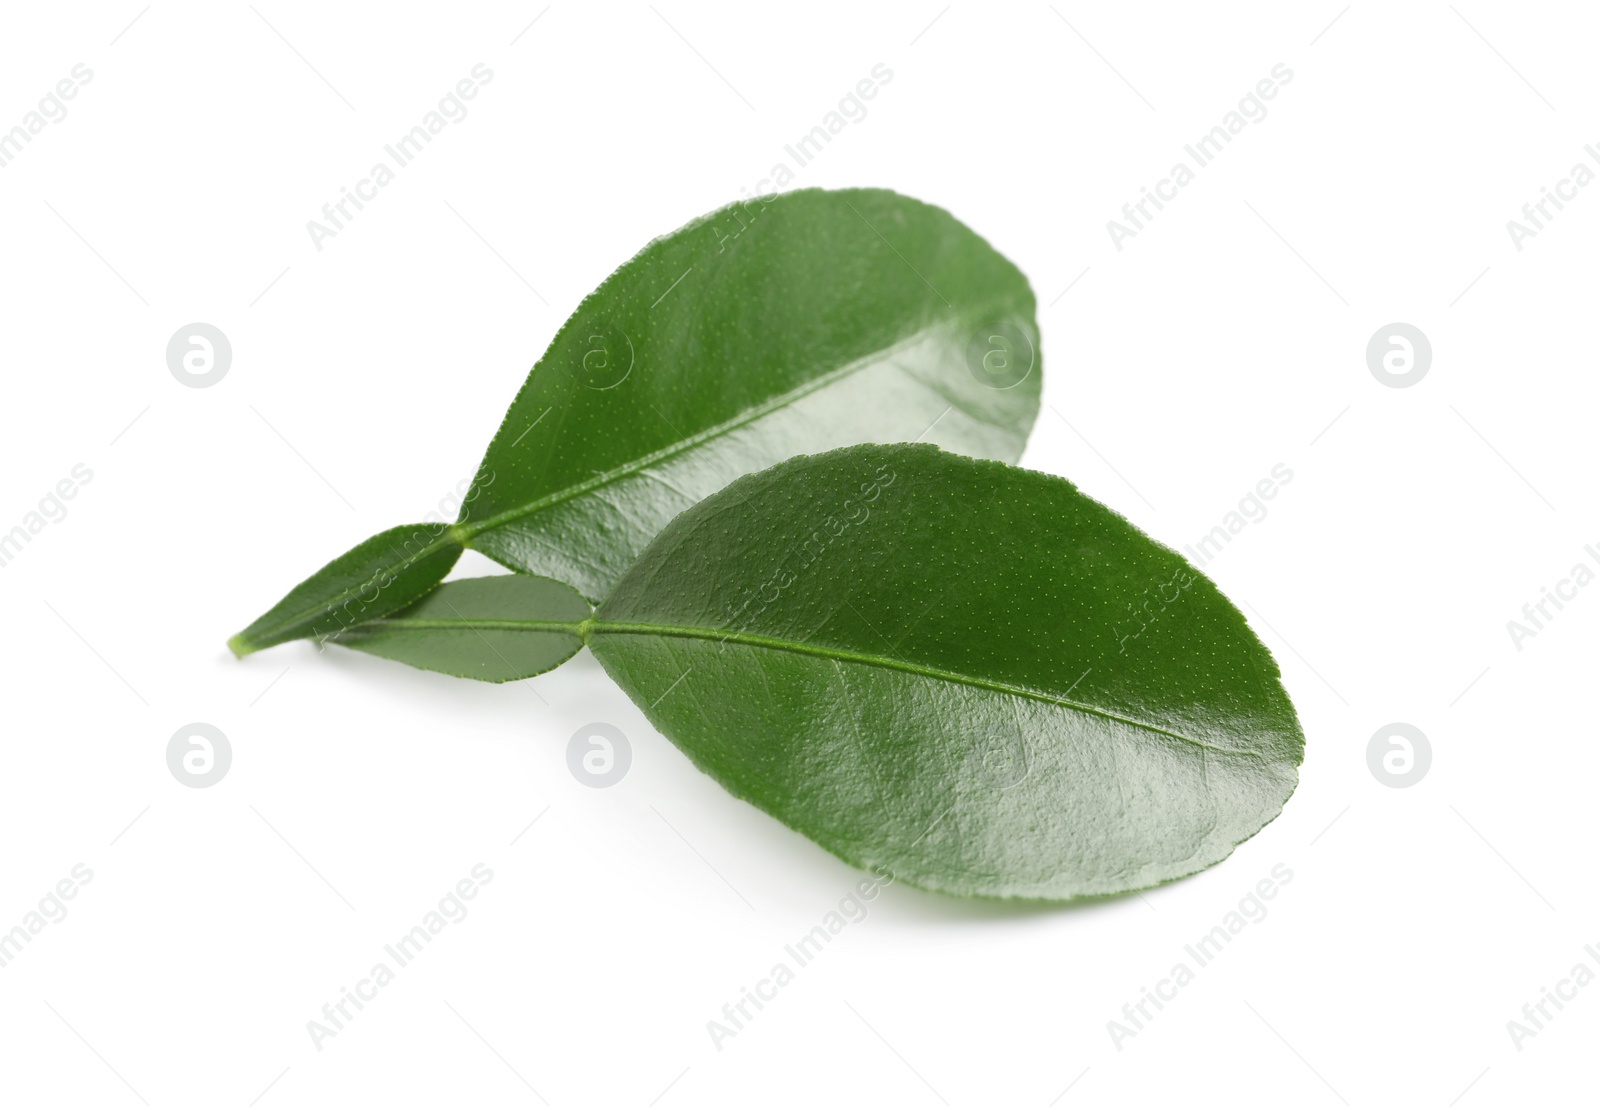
328,574 -> 591,682
588,445 -> 1304,899
231,187 -> 1040,654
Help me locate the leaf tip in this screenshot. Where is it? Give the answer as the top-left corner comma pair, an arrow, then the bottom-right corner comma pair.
227,632 -> 256,659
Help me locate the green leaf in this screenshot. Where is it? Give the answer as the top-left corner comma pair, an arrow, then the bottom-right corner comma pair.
228,524 -> 463,656
586,445 -> 1304,899
457,186 -> 1039,601
327,575 -> 591,682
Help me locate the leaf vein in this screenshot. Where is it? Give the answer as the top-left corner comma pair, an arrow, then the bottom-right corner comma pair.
460,312 -> 1014,542
590,621 -> 1261,758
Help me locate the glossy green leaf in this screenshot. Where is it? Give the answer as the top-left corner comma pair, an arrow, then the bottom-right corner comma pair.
326,575 -> 592,681
586,445 -> 1304,899
228,524 -> 463,656
457,187 -> 1040,600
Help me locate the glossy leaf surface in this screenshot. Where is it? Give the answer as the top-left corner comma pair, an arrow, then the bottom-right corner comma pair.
457,187 -> 1040,600
587,445 -> 1304,899
328,575 -> 591,682
228,524 -> 462,656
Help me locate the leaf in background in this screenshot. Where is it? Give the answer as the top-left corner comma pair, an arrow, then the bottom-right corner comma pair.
587,445 -> 1304,899
228,524 -> 463,656
327,575 -> 591,682
457,186 -> 1040,600
231,187 -> 1039,653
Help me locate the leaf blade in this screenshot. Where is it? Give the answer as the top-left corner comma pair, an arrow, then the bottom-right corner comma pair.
228,524 -> 462,656
588,445 -> 1304,899
457,187 -> 1040,599
328,575 -> 591,682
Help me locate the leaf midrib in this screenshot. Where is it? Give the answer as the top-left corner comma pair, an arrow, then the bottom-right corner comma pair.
456,308 -> 1015,542
353,615 -> 1258,758
240,538 -> 457,650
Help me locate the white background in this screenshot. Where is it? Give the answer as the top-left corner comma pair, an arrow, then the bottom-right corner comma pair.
0,2 -> 1593,1108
